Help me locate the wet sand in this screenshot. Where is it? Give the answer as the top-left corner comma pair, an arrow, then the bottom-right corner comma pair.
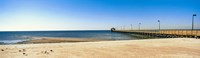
19,37 -> 109,43
0,38 -> 200,58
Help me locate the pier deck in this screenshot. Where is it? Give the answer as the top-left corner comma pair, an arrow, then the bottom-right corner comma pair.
113,30 -> 200,38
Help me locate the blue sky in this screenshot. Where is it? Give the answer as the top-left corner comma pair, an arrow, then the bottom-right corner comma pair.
0,0 -> 200,31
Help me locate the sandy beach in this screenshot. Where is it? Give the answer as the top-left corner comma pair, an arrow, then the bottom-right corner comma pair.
0,38 -> 200,58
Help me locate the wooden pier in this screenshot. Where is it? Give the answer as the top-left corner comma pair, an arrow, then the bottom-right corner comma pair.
113,30 -> 200,38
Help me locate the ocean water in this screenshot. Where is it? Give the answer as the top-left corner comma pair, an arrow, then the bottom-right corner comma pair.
0,30 -> 136,44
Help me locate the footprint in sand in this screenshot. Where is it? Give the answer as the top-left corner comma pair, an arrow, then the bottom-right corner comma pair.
19,50 -> 22,52
19,49 -> 28,56
50,50 -> 54,52
41,50 -> 54,55
23,53 -> 28,56
23,49 -> 26,52
44,51 -> 49,54
1,49 -> 4,51
19,49 -> 26,52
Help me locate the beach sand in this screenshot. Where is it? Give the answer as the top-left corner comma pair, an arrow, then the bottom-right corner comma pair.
0,38 -> 200,58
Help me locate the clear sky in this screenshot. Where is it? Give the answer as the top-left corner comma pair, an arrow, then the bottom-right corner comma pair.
0,0 -> 200,31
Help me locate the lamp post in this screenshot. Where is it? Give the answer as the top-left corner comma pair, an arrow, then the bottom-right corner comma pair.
123,25 -> 125,30
121,26 -> 123,30
131,24 -> 133,30
139,23 -> 141,31
192,14 -> 197,30
158,20 -> 160,31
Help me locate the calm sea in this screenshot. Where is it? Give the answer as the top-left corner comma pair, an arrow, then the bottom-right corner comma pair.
0,30 -> 136,44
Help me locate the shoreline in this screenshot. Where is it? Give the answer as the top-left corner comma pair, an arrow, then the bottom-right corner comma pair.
18,37 -> 110,44
0,38 -> 199,58
0,37 -> 111,45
